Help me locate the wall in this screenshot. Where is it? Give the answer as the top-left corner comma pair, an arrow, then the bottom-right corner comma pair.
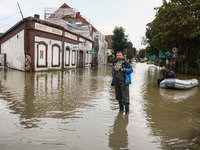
1,30 -> 25,71
64,42 -> 78,68
34,36 -> 62,71
98,31 -> 105,66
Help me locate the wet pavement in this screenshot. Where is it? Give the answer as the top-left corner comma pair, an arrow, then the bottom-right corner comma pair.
0,63 -> 200,150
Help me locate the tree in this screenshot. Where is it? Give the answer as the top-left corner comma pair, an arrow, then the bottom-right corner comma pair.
144,0 -> 200,73
139,49 -> 146,59
112,26 -> 128,56
126,41 -> 136,60
142,23 -> 159,56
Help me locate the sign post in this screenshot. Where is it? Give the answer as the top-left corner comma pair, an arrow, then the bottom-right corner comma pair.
172,47 -> 178,58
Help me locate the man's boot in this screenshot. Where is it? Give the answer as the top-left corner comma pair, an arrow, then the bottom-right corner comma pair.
125,103 -> 129,113
119,101 -> 124,111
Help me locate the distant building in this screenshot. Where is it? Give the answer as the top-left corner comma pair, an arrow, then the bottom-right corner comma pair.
105,38 -> 109,64
105,35 -> 113,56
45,3 -> 107,66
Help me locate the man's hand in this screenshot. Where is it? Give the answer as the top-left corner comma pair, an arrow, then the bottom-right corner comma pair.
121,69 -> 123,72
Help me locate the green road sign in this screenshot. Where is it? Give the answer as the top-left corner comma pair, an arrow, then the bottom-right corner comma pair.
159,50 -> 172,58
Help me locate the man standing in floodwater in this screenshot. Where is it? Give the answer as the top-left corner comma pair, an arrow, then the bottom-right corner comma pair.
111,51 -> 133,113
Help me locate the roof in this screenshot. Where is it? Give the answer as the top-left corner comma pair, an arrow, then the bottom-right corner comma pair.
0,33 -> 4,37
60,3 -> 96,31
0,16 -> 93,42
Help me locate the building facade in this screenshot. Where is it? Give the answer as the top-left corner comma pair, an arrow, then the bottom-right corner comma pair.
0,3 -> 108,71
105,35 -> 113,56
0,17 -> 93,71
52,3 -> 107,67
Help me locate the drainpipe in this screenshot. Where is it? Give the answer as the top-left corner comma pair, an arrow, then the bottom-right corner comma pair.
61,30 -> 64,69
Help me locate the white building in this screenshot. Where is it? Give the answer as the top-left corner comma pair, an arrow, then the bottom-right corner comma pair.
0,16 -> 93,71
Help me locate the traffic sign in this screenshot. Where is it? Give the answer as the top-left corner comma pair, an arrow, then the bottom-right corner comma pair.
172,47 -> 178,53
172,53 -> 178,58
159,50 -> 173,58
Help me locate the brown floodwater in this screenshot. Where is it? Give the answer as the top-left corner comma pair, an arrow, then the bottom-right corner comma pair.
0,63 -> 200,150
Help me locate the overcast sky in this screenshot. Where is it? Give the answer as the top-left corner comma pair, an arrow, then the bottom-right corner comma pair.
0,0 -> 163,49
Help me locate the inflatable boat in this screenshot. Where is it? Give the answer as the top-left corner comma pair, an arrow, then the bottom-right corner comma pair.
160,78 -> 199,89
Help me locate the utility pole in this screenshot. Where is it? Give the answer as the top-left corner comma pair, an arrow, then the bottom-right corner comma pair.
17,2 -> 24,20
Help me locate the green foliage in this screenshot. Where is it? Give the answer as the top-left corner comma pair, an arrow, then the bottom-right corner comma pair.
139,49 -> 146,58
188,144 -> 200,150
108,54 -> 115,63
188,67 -> 200,76
112,26 -> 128,56
126,41 -> 136,60
144,0 -> 200,72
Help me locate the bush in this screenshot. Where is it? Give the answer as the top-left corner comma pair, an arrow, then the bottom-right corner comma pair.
108,54 -> 115,63
188,67 -> 200,76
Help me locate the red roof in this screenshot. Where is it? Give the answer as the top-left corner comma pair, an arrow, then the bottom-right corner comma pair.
60,3 -> 71,8
60,3 -> 96,31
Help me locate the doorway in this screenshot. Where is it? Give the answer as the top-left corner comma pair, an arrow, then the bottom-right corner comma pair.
79,51 -> 83,68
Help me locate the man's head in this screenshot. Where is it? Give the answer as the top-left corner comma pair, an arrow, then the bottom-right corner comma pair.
116,51 -> 123,61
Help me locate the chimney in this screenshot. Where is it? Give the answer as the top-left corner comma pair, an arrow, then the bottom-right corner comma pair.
34,14 -> 40,19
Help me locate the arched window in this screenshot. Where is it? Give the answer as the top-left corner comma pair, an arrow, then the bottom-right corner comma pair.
52,44 -> 60,67
89,53 -> 92,64
72,50 -> 76,66
65,47 -> 70,66
37,42 -> 47,67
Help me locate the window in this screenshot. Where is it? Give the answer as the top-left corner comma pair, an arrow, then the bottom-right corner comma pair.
72,50 -> 76,65
89,53 -> 92,64
65,47 -> 70,66
52,44 -> 60,67
37,42 -> 47,67
86,51 -> 89,64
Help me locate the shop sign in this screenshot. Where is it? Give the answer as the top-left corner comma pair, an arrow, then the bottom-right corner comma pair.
35,23 -> 62,36
71,45 -> 79,50
65,32 -> 78,41
79,43 -> 92,51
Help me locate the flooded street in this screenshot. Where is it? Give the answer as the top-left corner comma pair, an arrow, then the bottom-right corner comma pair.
0,63 -> 200,150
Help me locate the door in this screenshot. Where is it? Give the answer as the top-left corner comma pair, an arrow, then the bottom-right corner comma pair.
79,51 -> 83,68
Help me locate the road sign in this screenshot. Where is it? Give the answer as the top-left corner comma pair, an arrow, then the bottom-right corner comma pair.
172,47 -> 178,53
159,50 -> 173,58
172,53 -> 178,58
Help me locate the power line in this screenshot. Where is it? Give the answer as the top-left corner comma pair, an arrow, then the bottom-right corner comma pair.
0,23 -> 13,26
0,12 -> 20,22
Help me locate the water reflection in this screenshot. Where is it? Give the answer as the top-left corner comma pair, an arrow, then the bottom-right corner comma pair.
144,65 -> 200,149
0,68 -> 111,129
159,87 -> 198,102
109,112 -> 129,150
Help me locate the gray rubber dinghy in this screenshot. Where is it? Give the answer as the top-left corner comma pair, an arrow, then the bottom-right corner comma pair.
160,79 -> 199,89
